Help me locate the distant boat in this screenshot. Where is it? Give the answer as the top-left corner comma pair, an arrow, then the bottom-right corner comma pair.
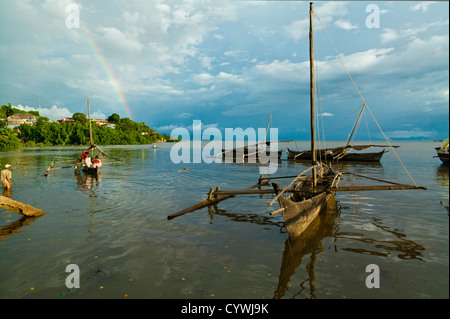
435,139 -> 449,165
221,141 -> 283,161
287,145 -> 391,162
78,98 -> 103,174
219,113 -> 283,161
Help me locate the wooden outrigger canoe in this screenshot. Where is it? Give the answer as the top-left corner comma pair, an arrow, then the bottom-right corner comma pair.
271,168 -> 336,240
44,98 -> 123,177
166,168 -> 426,239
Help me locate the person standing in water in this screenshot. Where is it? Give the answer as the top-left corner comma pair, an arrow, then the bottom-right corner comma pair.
1,164 -> 13,189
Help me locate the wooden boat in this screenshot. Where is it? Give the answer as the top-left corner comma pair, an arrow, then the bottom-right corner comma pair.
78,98 -> 101,174
44,98 -> 123,177
267,3 -> 341,240
221,144 -> 283,161
218,114 -> 283,161
80,161 -> 100,175
272,172 -> 336,239
435,139 -> 449,165
274,197 -> 337,299
287,146 -> 387,162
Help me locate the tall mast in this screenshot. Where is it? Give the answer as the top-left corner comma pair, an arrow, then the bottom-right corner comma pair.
309,2 -> 317,186
87,97 -> 94,148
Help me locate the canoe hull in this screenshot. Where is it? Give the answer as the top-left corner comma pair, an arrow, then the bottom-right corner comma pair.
279,191 -> 334,240
222,149 -> 283,160
80,165 -> 100,174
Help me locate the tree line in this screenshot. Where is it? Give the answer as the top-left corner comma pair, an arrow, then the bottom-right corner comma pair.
0,104 -> 176,150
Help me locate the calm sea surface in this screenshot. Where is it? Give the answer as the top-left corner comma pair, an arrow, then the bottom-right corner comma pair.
0,141 -> 448,299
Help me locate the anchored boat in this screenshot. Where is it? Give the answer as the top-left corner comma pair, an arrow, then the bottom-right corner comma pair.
435,139 -> 449,165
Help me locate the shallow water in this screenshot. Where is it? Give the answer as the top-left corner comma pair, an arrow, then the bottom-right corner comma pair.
0,141 -> 448,299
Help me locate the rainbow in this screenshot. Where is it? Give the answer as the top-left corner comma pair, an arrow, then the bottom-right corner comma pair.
77,26 -> 133,120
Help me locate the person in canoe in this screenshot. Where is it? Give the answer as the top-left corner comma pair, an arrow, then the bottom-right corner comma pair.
81,150 -> 89,160
92,156 -> 102,168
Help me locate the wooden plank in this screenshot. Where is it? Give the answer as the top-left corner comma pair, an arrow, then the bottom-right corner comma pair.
342,172 -> 408,186
269,207 -> 285,216
214,189 -> 276,195
167,194 -> 230,220
330,185 -> 427,191
205,183 -> 427,196
167,180 -> 269,220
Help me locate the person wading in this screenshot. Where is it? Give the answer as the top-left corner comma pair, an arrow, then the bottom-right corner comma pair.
1,164 -> 13,190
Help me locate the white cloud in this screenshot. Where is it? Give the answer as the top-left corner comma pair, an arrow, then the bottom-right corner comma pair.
201,56 -> 215,70
156,122 -> 218,133
284,19 -> 309,41
1,1 -> 448,139
155,124 -> 180,132
13,103 -> 108,121
14,104 -> 73,121
380,28 -> 399,43
285,2 -> 349,41
97,26 -> 143,53
381,20 -> 449,43
334,19 -> 358,30
315,2 -> 349,18
177,112 -> 193,119
410,2 -> 435,12
224,50 -> 246,58
91,111 -> 107,119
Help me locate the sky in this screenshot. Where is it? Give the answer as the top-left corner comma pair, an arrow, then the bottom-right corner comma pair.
0,0 -> 448,140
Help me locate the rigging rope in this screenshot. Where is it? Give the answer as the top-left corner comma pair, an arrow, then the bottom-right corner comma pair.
363,108 -> 372,144
313,29 -> 328,166
324,103 -> 364,138
314,8 -> 418,186
47,98 -> 88,166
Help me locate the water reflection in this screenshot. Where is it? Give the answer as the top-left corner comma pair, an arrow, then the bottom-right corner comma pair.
206,205 -> 283,228
435,165 -> 449,187
273,195 -> 427,299
274,197 -> 338,299
75,171 -> 101,195
336,217 -> 425,261
0,215 -> 43,241
2,188 -> 13,198
435,165 -> 449,214
288,160 -> 383,171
